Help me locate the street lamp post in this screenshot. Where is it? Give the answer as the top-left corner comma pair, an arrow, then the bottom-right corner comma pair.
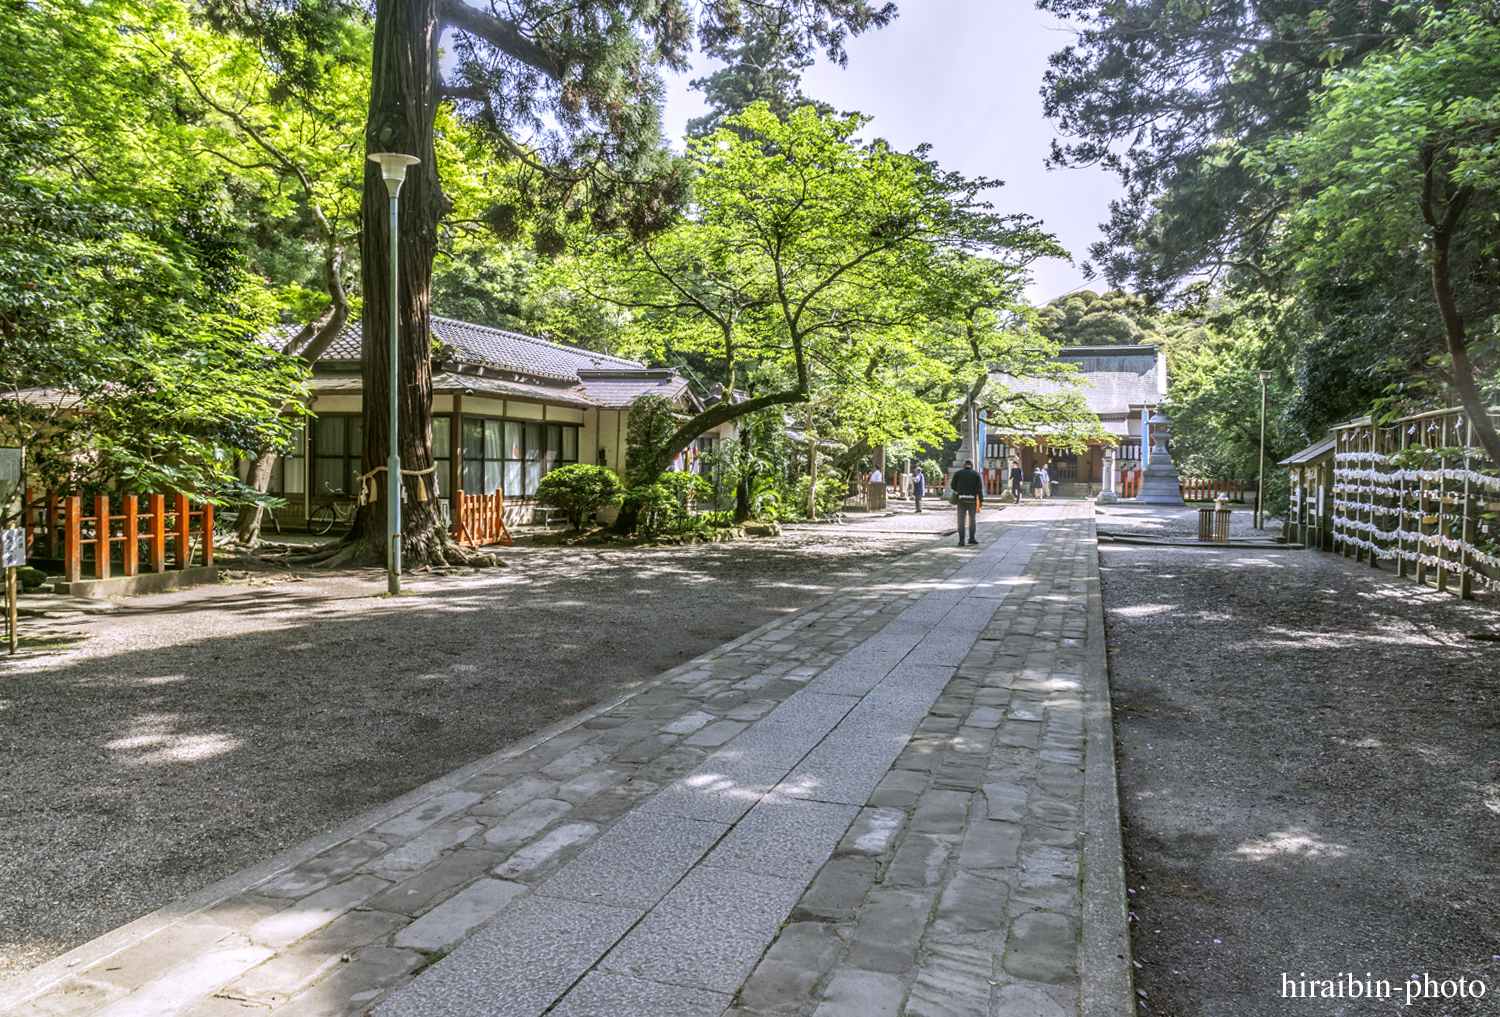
368,152 -> 421,595
1257,369 -> 1273,529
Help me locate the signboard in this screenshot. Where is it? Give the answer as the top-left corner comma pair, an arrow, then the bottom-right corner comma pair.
1,528 -> 23,568
0,448 -> 20,521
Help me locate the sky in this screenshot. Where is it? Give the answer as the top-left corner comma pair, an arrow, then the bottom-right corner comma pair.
656,0 -> 1127,306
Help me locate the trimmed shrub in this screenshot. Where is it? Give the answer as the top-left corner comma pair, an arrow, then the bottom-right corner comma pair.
536,464 -> 623,529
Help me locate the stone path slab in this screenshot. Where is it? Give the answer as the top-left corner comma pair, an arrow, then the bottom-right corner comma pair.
0,505 -> 1132,1017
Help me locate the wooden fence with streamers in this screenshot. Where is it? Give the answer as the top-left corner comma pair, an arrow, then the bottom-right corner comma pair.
1328,407 -> 1500,599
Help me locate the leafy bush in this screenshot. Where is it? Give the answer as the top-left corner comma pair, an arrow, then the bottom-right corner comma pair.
623,483 -> 679,536
787,475 -> 845,517
661,469 -> 711,509
747,476 -> 782,521
535,464 -> 623,529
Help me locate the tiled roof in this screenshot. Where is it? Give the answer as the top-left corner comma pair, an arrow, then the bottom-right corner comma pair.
430,317 -> 642,380
1279,434 -> 1335,467
576,369 -> 699,410
309,373 -> 602,409
287,317 -> 643,381
991,344 -> 1166,419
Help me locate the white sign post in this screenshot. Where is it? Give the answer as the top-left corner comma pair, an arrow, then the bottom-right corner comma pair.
2,526 -> 22,653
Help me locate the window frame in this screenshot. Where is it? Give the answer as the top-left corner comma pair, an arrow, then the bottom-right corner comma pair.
310,413 -> 363,499
460,414 -> 579,498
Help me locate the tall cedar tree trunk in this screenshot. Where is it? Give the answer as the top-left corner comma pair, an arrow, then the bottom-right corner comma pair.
352,0 -> 451,566
1420,161 -> 1500,466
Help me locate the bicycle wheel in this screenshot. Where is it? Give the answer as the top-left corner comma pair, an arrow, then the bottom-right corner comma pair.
213,511 -> 239,537
309,505 -> 335,535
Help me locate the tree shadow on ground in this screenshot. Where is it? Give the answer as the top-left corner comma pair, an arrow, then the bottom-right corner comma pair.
0,531 -> 929,977
1100,546 -> 1500,1016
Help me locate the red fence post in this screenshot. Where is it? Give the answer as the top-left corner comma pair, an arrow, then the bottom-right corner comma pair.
63,495 -> 81,582
93,494 -> 111,580
148,494 -> 166,573
174,493 -> 190,568
122,494 -> 139,577
201,502 -> 213,567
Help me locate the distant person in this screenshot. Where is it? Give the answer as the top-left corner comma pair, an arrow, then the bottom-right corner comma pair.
912,467 -> 926,513
1009,462 -> 1024,502
868,465 -> 883,486
951,459 -> 983,545
1032,467 -> 1045,500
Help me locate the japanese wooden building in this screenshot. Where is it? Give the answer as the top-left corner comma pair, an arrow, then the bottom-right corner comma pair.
265,316 -> 732,526
988,344 -> 1169,497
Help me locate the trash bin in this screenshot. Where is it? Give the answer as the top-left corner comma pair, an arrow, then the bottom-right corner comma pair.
1197,507 -> 1231,543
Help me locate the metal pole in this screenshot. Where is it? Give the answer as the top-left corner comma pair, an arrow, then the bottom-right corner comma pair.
388,189 -> 401,595
1257,374 -> 1269,530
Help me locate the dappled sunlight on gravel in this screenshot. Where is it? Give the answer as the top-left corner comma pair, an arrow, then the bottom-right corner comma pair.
1102,540 -> 1500,1015
0,526 -> 931,977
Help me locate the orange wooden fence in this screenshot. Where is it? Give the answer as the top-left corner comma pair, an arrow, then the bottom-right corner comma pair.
452,489 -> 515,548
23,489 -> 213,582
1179,477 -> 1247,501
1112,474 -> 1245,500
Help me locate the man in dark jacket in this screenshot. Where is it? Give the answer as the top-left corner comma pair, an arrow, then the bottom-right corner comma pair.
1008,462 -> 1024,502
950,459 -> 983,545
912,467 -> 926,512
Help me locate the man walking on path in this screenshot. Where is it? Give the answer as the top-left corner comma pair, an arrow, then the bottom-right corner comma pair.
951,458 -> 983,544
912,466 -> 926,512
1009,461 -> 1024,502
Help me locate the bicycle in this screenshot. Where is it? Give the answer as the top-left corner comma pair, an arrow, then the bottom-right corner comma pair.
214,504 -> 281,538
308,485 -> 357,536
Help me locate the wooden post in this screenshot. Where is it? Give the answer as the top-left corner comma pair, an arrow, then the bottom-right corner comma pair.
449,402 -> 463,520
1436,417 -> 1450,592
122,494 -> 139,577
1374,429 -> 1380,570
43,491 -> 57,558
174,493 -> 191,568
1397,421 -> 1410,578
1338,430 -> 1353,558
201,501 -> 214,567
1461,418 -> 1476,599
148,494 -> 166,573
63,495 -> 81,582
93,494 -> 111,580
6,559 -> 16,654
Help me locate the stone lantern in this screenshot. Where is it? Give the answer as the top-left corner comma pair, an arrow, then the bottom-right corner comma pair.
1135,409 -> 1186,505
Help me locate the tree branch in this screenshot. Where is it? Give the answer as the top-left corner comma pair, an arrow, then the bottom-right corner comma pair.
439,0 -> 567,81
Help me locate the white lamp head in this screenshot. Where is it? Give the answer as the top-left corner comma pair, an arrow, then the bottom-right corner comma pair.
1258,369 -> 1273,383
368,152 -> 421,197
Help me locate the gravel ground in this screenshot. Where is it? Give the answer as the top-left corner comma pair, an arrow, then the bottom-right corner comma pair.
1095,502 -> 1266,541
1100,535 -> 1500,1015
0,522 -> 935,977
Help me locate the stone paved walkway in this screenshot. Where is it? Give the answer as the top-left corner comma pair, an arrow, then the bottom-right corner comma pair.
0,505 -> 1132,1017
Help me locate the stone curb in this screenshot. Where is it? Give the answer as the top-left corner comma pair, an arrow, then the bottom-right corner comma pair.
0,530 -> 957,1012
1096,535 -> 1301,550
1080,516 -> 1137,1017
